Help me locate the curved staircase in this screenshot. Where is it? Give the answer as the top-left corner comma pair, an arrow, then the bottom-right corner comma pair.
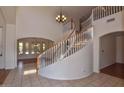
37,6 -> 124,80
37,18 -> 93,80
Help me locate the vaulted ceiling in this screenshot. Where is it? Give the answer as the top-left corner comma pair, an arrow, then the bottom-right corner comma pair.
0,6 -> 95,24
62,6 -> 95,21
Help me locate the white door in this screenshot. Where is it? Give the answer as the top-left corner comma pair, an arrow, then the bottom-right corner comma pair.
100,35 -> 116,69
0,27 -> 4,69
100,37 -> 107,69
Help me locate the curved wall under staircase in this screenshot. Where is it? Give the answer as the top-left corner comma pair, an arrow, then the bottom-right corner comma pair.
39,41 -> 93,80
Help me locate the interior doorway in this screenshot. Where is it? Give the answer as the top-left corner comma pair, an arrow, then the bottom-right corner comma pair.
100,32 -> 124,79
17,37 -> 54,65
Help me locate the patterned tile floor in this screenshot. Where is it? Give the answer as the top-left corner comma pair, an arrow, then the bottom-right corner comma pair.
1,63 -> 124,87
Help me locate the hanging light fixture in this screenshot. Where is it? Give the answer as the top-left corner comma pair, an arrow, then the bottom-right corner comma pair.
56,7 -> 67,23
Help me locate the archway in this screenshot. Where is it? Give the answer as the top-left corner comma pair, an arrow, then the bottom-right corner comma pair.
99,31 -> 124,79
17,37 -> 54,64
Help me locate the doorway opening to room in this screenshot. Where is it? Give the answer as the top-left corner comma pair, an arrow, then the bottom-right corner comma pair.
17,37 -> 54,70
100,32 -> 124,79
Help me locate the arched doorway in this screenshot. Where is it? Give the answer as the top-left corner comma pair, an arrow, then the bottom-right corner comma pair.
99,31 -> 124,79
17,37 -> 54,64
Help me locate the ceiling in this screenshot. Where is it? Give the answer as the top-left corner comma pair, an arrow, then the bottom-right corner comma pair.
62,6 -> 95,21
0,6 -> 95,24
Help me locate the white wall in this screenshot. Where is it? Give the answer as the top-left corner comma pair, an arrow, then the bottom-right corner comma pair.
0,28 -> 4,69
16,7 -> 63,42
93,11 -> 124,72
116,36 -> 124,63
0,8 -> 6,69
0,8 -> 16,69
5,24 -> 16,69
100,34 -> 116,69
40,41 -> 93,80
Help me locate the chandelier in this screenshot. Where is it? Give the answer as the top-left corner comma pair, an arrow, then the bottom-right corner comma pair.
56,7 -> 67,23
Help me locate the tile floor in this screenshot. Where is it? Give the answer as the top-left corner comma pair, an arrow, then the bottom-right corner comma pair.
1,63 -> 124,87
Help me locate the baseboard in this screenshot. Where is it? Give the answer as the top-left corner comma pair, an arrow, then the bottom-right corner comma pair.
0,65 -> 4,69
116,62 -> 124,64
100,63 -> 115,70
5,66 -> 16,70
0,67 -> 4,69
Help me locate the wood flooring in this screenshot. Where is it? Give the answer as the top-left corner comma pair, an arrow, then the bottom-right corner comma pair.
0,69 -> 10,85
100,63 -> 124,79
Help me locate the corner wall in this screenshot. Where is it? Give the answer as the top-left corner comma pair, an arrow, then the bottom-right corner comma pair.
5,24 -> 16,69
116,36 -> 124,64
0,8 -> 6,69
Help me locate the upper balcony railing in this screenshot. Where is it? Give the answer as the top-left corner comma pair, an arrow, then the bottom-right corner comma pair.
93,6 -> 124,21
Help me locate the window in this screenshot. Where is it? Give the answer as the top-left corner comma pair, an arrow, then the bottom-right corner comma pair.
31,43 -> 41,54
33,43 -> 40,54
31,43 -> 35,54
25,42 -> 29,54
18,42 -> 23,54
17,38 -> 53,56
43,43 -> 46,51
